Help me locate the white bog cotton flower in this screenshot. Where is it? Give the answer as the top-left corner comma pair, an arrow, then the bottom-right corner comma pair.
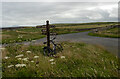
15,54 -> 24,58
4,56 -> 10,59
26,51 -> 31,53
34,56 -> 39,58
8,65 -> 14,68
61,56 -> 65,59
22,58 -> 29,61
31,61 -> 34,63
15,64 -> 26,67
49,59 -> 54,62
18,58 -> 22,60
51,62 -> 55,65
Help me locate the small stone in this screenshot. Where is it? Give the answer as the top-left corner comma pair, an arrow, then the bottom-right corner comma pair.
36,61 -> 39,64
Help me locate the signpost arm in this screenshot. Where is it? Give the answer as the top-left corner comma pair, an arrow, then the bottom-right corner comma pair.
46,20 -> 50,48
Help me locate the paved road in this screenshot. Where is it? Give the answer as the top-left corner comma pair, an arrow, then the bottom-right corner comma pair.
55,32 -> 118,56
2,31 -> 119,56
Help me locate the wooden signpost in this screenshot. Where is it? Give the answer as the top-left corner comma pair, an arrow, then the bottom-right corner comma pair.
40,20 -> 63,55
41,20 -> 56,49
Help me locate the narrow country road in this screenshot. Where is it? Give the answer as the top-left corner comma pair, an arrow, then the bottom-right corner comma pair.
1,31 -> 119,57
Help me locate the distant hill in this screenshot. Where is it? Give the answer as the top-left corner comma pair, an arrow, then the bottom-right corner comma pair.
0,26 -> 32,30
52,22 -> 118,27
1,22 -> 118,30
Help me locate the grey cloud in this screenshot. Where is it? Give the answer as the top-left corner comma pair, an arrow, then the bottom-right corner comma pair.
2,2 -> 118,27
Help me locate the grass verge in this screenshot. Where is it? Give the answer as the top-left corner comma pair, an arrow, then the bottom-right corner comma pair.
2,42 -> 118,77
88,27 -> 120,38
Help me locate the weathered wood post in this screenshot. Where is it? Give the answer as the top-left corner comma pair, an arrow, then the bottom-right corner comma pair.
46,20 -> 50,48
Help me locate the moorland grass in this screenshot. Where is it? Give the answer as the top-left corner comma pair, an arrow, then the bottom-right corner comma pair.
1,22 -> 118,44
88,27 -> 120,38
2,28 -> 46,44
2,42 -> 118,77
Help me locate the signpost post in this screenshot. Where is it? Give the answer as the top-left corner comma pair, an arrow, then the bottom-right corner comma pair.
46,20 -> 50,48
40,20 -> 57,53
40,20 -> 63,55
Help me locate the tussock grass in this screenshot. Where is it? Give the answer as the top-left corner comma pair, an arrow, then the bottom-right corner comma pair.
2,42 -> 118,77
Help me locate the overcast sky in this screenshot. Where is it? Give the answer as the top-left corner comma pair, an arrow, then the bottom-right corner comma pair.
2,2 -> 118,27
